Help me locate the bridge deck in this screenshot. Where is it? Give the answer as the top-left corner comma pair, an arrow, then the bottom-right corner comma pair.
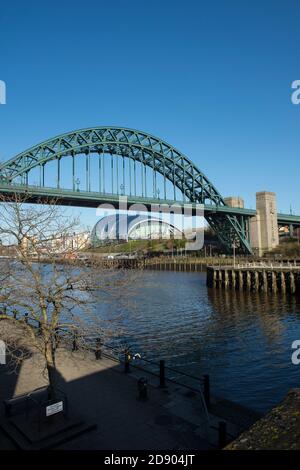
0,184 -> 257,216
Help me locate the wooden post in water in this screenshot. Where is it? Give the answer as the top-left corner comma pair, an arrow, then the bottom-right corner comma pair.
238,270 -> 243,291
224,270 -> 229,289
271,271 -> 277,293
246,271 -> 251,290
262,270 -> 267,292
253,271 -> 259,292
212,269 -> 216,288
290,272 -> 296,294
231,270 -> 236,290
280,271 -> 286,293
217,269 -> 221,287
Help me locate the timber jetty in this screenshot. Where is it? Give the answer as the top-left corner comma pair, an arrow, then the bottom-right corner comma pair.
207,262 -> 300,293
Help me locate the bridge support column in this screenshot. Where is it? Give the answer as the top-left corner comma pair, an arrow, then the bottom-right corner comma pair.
250,191 -> 279,256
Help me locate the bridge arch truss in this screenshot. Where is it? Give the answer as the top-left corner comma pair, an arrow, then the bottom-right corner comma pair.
0,127 -> 252,254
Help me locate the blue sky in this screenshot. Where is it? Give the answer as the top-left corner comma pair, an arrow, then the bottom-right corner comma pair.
0,0 -> 300,228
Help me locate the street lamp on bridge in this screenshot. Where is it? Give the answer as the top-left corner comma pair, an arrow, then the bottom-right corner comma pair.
75,178 -> 80,192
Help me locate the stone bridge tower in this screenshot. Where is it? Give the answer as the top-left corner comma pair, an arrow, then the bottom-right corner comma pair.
250,191 -> 279,256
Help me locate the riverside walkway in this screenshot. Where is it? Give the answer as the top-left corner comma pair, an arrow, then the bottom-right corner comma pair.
0,348 -> 211,450
0,341 -> 259,450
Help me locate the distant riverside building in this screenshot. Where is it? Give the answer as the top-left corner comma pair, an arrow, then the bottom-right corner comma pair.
91,214 -> 183,246
0,244 -> 17,257
19,231 -> 90,254
50,231 -> 90,252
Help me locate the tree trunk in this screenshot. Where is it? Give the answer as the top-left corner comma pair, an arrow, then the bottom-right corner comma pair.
45,339 -> 57,401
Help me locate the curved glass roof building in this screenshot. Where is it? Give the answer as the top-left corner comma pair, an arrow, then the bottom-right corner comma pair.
91,214 -> 183,246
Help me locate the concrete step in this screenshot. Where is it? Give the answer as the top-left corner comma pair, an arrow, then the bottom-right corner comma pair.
0,417 -> 97,449
10,413 -> 83,443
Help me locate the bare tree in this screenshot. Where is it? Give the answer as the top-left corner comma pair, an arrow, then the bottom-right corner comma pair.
0,193 -> 138,399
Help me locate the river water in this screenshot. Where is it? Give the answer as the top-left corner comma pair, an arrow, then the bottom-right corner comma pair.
91,270 -> 300,414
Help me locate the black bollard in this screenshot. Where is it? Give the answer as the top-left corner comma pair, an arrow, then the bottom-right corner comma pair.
72,332 -> 78,351
137,378 -> 148,401
24,312 -> 28,324
159,360 -> 166,388
13,310 -> 17,320
95,338 -> 102,360
218,421 -> 227,449
203,374 -> 210,407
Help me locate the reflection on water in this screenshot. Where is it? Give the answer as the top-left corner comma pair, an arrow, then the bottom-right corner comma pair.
92,270 -> 300,413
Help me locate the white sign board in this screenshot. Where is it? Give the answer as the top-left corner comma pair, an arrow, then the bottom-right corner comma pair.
46,401 -> 63,417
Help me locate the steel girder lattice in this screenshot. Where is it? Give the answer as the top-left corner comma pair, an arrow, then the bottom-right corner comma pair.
0,127 -> 252,254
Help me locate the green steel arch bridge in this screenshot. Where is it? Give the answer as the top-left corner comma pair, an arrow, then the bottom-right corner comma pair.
0,126 -> 298,254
